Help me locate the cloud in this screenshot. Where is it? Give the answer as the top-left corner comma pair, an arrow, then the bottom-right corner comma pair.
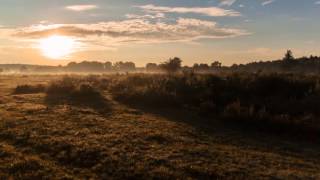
219,0 -> 237,6
125,13 -> 165,19
315,1 -> 320,4
136,4 -> 241,17
12,18 -> 248,48
261,0 -> 275,6
220,0 -> 275,7
65,5 -> 98,11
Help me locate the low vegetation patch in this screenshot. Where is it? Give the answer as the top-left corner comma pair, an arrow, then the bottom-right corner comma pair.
45,76 -> 107,108
14,74 -> 320,138
109,73 -> 320,137
13,84 -> 46,94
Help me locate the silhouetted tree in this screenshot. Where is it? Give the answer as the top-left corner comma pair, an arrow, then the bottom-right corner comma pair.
211,61 -> 222,68
146,63 -> 159,72
114,61 -> 136,72
124,62 -> 136,71
281,50 -> 295,71
283,50 -> 294,61
199,63 -> 210,70
193,63 -> 200,69
66,61 -> 105,72
193,63 -> 210,71
160,57 -> 182,74
104,62 -> 112,71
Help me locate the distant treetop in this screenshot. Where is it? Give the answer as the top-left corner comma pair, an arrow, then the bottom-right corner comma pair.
283,50 -> 295,61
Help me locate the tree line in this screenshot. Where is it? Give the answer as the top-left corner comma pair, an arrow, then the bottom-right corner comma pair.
229,50 -> 320,74
66,61 -> 136,72
0,50 -> 320,73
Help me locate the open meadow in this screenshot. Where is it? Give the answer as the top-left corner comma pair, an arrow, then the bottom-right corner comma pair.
0,74 -> 320,179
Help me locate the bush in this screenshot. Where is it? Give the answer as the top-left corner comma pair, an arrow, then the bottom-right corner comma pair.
45,76 -> 105,107
46,77 -> 78,97
13,84 -> 46,94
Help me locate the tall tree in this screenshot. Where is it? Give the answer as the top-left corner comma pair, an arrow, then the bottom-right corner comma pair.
160,57 -> 182,74
283,50 -> 294,61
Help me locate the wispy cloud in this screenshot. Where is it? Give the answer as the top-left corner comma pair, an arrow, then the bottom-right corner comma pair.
125,13 -> 165,19
219,0 -> 238,6
11,18 -> 248,48
65,5 -> 98,11
315,1 -> 320,5
137,4 -> 241,17
262,0 -> 275,6
220,0 -> 275,7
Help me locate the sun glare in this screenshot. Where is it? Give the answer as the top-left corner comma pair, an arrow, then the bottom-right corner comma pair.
39,35 -> 75,59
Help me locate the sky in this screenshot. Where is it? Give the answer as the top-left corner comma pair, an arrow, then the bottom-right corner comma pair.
0,0 -> 319,66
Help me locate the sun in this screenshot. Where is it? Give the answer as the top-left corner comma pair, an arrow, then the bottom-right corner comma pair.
39,35 -> 76,59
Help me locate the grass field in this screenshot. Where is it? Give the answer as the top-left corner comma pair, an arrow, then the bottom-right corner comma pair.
0,75 -> 320,179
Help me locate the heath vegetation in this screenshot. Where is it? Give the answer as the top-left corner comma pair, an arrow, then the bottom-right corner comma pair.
1,54 -> 320,179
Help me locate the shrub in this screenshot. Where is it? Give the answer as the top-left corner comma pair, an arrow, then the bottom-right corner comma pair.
13,84 -> 46,94
45,76 -> 105,107
73,84 -> 103,101
46,76 -> 78,97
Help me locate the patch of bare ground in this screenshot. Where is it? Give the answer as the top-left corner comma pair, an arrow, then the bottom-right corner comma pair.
0,75 -> 319,179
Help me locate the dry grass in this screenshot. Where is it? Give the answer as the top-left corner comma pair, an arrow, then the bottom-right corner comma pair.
0,75 -> 319,179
